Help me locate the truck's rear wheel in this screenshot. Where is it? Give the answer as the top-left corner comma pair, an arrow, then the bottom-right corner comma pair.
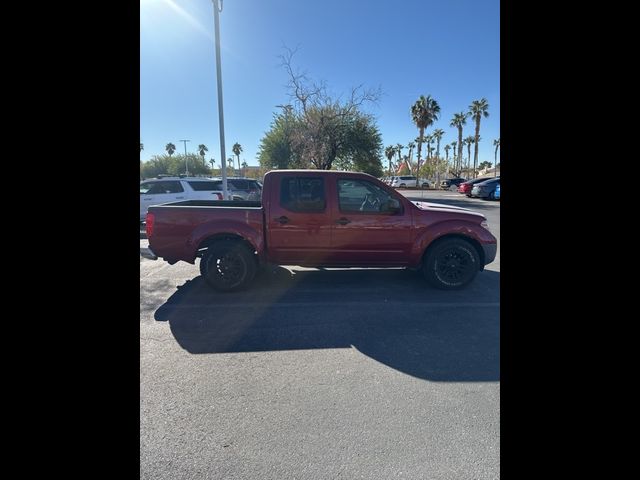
423,238 -> 480,289
201,240 -> 257,292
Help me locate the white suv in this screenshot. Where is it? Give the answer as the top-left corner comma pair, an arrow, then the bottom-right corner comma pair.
140,177 -> 223,221
390,175 -> 418,188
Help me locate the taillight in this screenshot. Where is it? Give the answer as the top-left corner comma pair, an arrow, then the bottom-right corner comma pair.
214,192 -> 222,200
146,212 -> 155,238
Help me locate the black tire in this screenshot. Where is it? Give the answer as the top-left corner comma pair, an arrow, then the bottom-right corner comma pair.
488,190 -> 496,200
423,238 -> 480,289
201,240 -> 257,292
400,183 -> 406,188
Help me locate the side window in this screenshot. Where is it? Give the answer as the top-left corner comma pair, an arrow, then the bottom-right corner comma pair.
164,181 -> 184,193
280,177 -> 326,212
146,183 -> 165,195
187,181 -> 218,191
140,182 -> 152,194
146,181 -> 184,194
337,179 -> 397,214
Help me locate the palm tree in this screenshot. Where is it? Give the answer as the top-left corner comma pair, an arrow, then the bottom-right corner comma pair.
241,160 -> 248,176
493,138 -> 500,177
444,144 -> 451,164
165,142 -> 176,157
198,144 -> 208,166
426,134 -> 434,162
209,159 -> 216,175
450,112 -> 468,175
469,98 -> 490,180
395,144 -> 404,170
451,141 -> 457,167
140,143 -> 144,152
464,136 -> 475,177
406,141 -> 415,171
433,129 -> 445,159
414,136 -> 424,175
232,142 -> 243,175
385,145 -> 396,175
432,129 -> 445,186
411,94 -> 441,186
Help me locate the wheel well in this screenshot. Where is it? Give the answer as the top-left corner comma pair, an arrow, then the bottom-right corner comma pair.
196,234 -> 258,260
423,234 -> 485,268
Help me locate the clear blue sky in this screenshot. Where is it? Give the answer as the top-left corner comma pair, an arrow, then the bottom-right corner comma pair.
141,0 -> 500,168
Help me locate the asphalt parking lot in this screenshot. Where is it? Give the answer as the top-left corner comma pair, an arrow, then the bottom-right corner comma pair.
140,189 -> 500,479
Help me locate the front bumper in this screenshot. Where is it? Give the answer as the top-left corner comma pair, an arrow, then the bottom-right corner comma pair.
482,243 -> 497,265
140,247 -> 158,260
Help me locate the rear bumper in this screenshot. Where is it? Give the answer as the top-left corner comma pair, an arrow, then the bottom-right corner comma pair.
140,247 -> 158,260
482,243 -> 497,265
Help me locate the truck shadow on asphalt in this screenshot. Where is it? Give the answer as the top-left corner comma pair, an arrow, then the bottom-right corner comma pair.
154,267 -> 500,382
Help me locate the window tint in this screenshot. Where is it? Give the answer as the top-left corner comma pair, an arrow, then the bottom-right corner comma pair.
248,181 -> 261,190
140,182 -> 152,194
187,181 -> 219,191
280,177 -> 326,212
146,181 -> 184,194
337,179 -> 395,213
229,180 -> 248,190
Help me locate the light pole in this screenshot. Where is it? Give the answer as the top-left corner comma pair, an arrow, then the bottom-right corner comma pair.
212,0 -> 229,200
179,139 -> 190,175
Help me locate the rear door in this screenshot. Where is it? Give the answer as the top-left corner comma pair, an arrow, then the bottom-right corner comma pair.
267,175 -> 333,264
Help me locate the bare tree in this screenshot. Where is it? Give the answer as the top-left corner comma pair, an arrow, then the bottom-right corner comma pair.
279,47 -> 381,170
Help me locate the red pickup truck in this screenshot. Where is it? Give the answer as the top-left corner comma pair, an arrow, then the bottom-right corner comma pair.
142,170 -> 497,291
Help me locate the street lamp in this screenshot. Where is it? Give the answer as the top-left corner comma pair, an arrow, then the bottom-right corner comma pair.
211,0 -> 229,199
179,139 -> 190,175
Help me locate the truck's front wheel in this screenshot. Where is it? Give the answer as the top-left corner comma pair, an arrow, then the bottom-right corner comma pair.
423,238 -> 480,289
201,240 -> 257,292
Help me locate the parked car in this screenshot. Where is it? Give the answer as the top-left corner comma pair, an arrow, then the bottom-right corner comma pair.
458,177 -> 498,196
390,175 -> 418,188
209,177 -> 262,201
440,178 -> 466,190
142,170 -> 497,292
140,177 -> 223,221
494,183 -> 500,200
470,177 -> 501,200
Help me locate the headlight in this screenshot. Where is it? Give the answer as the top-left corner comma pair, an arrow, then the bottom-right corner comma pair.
481,220 -> 490,231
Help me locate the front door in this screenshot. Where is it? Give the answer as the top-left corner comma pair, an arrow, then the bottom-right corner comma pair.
140,180 -> 185,220
267,175 -> 333,265
330,178 -> 412,266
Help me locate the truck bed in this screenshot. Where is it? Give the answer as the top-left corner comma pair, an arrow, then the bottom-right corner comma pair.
147,200 -> 265,264
161,199 -> 262,208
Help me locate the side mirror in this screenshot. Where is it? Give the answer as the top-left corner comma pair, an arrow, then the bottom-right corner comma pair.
385,198 -> 401,214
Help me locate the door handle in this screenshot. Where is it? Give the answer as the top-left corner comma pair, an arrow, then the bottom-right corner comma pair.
143,198 -> 152,200
175,196 -> 184,199
275,216 -> 290,224
335,217 -> 351,225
